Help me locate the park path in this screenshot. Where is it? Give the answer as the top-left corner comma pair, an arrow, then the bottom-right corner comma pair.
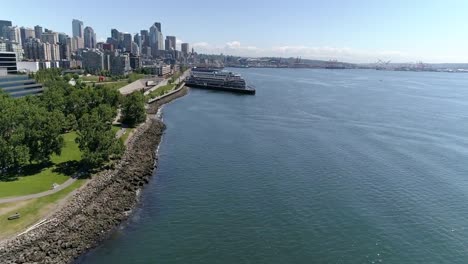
144,70 -> 190,96
0,178 -> 77,204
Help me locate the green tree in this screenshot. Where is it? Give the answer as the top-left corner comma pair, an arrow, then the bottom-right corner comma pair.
17,101 -> 65,163
65,114 -> 78,132
76,110 -> 124,167
0,93 -> 29,170
121,92 -> 146,127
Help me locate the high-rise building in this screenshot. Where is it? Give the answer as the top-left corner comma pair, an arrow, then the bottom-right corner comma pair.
58,33 -> 68,44
123,33 -> 132,52
131,41 -> 139,56
23,38 -> 56,61
72,19 -> 84,38
0,39 -> 24,61
149,22 -> 163,57
57,33 -> 70,60
4,26 -> 21,46
0,20 -> 12,38
134,33 -> 141,51
81,49 -> 104,74
109,51 -> 130,75
71,36 -> 84,51
140,30 -> 148,47
41,31 -> 58,44
181,43 -> 190,56
118,32 -> 124,48
153,22 -> 161,32
20,27 -> 35,46
46,42 -> 60,61
165,36 -> 176,51
34,25 -> 43,40
130,55 -> 141,70
111,29 -> 119,40
84,26 -> 96,49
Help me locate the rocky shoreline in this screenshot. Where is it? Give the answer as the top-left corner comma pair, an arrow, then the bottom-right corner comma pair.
0,87 -> 189,264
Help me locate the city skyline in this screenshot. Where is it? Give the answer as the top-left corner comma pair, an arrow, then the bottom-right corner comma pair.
3,0 -> 468,63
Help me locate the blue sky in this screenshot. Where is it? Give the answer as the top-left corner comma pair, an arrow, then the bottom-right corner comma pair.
3,0 -> 468,62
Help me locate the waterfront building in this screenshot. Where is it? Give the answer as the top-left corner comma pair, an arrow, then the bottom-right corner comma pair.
81,49 -> 104,74
72,19 -> 84,38
34,25 -> 42,39
84,26 -> 96,49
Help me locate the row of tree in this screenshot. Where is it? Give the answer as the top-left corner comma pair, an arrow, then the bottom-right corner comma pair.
1,69 -> 147,172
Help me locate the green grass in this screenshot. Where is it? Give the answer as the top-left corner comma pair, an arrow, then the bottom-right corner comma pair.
120,128 -> 135,143
0,132 -> 82,199
96,81 -> 129,90
112,124 -> 135,144
111,124 -> 121,135
81,75 -> 100,82
146,83 -> 176,100
0,179 -> 86,240
128,73 -> 145,82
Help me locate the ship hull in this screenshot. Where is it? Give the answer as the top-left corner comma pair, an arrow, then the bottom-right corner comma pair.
186,83 -> 256,95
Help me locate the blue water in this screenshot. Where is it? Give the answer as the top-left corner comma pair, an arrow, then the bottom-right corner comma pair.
81,69 -> 468,263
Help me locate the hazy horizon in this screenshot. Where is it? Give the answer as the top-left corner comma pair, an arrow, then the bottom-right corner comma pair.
3,0 -> 468,63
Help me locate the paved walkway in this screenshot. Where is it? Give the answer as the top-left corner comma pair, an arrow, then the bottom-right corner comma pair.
0,178 -> 77,204
144,70 -> 190,96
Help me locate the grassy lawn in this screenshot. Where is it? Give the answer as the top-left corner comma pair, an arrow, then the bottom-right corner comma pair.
0,132 -> 81,199
121,128 -> 135,143
96,80 -> 129,90
146,83 -> 176,100
0,179 -> 86,240
81,75 -> 100,82
112,124 -> 135,144
128,73 -> 145,82
111,124 -> 121,135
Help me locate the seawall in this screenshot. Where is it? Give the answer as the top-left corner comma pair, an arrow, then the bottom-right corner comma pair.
0,86 -> 189,264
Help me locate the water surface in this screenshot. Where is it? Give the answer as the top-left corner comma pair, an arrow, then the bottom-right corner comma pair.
81,69 -> 468,263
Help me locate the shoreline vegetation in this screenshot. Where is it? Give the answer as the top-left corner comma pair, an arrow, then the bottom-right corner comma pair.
0,85 -> 189,263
